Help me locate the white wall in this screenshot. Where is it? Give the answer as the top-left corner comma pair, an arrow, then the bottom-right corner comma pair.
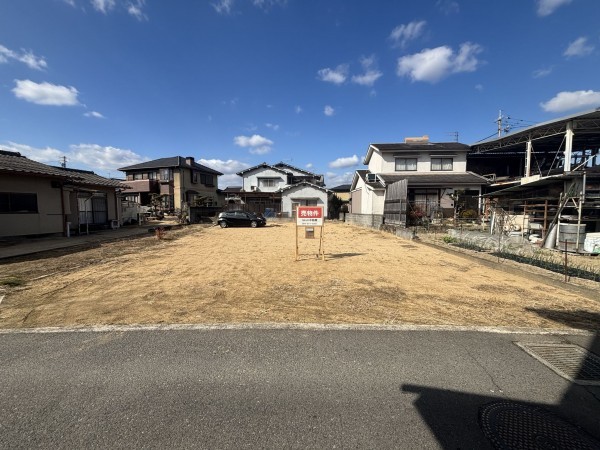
242,167 -> 287,192
352,176 -> 385,215
281,185 -> 328,216
368,149 -> 468,173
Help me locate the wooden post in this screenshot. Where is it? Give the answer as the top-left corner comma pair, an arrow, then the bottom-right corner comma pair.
295,222 -> 299,261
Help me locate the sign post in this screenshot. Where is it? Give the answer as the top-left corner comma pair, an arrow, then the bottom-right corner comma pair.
295,206 -> 325,261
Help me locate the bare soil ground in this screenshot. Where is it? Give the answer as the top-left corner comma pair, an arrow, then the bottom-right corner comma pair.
1,221 -> 599,330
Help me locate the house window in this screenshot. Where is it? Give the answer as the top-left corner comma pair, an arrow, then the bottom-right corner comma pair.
159,168 -> 172,181
259,178 -> 276,188
192,171 -> 198,184
431,158 -> 453,171
0,192 -> 38,213
133,172 -> 143,180
148,172 -> 156,180
203,174 -> 213,186
395,158 -> 417,171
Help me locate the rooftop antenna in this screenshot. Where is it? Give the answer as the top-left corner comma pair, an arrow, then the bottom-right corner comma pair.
60,156 -> 67,168
447,131 -> 459,142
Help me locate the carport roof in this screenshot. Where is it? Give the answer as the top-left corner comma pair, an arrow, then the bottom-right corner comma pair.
470,108 -> 600,154
378,172 -> 490,187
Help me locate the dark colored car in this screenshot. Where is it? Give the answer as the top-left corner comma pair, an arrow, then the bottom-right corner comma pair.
217,211 -> 267,228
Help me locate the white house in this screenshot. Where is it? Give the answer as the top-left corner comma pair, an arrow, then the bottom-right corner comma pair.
233,162 -> 329,217
350,137 -> 489,219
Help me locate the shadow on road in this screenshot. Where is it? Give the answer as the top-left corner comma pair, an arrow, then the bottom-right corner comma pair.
403,308 -> 600,448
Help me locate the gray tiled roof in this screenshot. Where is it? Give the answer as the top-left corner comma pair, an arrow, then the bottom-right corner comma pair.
0,150 -> 73,178
378,171 -> 490,186
119,156 -> 223,175
0,150 -> 128,188
372,142 -> 470,152
356,170 -> 385,189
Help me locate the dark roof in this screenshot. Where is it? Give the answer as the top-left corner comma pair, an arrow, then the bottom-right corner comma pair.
222,186 -> 242,193
273,162 -> 317,176
119,156 -> 223,175
364,142 -> 470,165
278,181 -> 330,194
51,167 -> 127,188
0,150 -> 73,178
330,184 -> 351,192
0,151 -> 127,189
355,170 -> 385,189
372,142 -> 470,152
236,162 -> 289,176
378,172 -> 490,186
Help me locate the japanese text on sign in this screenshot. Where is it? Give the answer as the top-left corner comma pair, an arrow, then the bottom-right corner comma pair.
296,206 -> 323,226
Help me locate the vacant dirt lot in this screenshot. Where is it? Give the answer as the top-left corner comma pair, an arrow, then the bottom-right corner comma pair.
1,221 -> 599,330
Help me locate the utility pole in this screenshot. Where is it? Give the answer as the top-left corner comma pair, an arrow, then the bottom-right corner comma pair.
60,156 -> 67,168
496,110 -> 503,137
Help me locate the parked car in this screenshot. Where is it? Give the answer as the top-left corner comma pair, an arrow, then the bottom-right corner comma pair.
217,211 -> 267,228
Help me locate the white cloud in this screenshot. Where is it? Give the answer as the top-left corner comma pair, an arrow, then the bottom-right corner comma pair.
212,0 -> 233,13
4,142 -> 64,164
325,171 -> 355,186
436,0 -> 459,14
317,64 -> 348,85
0,44 -> 47,70
475,84 -> 483,91
234,134 -> 274,155
397,42 -> 482,83
70,143 -> 144,171
389,20 -> 426,48
564,37 -> 594,58
199,158 -> 249,175
540,90 -> 600,113
351,55 -> 383,87
12,80 -> 80,106
265,123 -> 280,131
252,0 -> 287,10
329,155 -> 359,169
295,105 -> 303,114
305,163 -> 313,169
324,105 -> 335,116
536,0 -> 572,16
127,0 -> 147,20
63,0 -> 76,6
84,111 -> 105,119
4,141 -> 144,173
533,67 -> 553,78
91,0 -> 116,14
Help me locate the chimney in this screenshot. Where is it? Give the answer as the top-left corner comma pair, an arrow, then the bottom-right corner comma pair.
185,156 -> 195,166
404,135 -> 429,144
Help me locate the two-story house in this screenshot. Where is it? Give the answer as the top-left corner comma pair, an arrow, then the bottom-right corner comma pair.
232,162 -> 329,217
350,136 -> 489,221
119,156 -> 222,211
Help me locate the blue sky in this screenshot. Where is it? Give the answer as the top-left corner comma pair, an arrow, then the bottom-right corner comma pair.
1,0 -> 599,187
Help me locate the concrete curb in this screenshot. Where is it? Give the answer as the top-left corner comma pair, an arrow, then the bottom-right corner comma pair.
0,322 -> 593,335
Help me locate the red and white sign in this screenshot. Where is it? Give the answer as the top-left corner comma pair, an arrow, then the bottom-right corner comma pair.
296,206 -> 324,226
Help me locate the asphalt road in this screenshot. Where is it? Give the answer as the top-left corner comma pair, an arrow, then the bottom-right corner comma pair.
1,327 -> 599,449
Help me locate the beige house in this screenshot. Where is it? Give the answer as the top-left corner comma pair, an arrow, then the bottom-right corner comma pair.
350,137 -> 489,222
0,150 -> 127,237
119,156 -> 222,211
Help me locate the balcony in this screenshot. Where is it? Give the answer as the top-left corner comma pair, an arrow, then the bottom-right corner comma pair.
122,179 -> 160,193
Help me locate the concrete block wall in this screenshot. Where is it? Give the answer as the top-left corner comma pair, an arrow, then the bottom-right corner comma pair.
344,213 -> 384,229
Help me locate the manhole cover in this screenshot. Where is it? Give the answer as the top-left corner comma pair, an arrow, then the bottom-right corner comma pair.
479,401 -> 600,450
515,343 -> 600,385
